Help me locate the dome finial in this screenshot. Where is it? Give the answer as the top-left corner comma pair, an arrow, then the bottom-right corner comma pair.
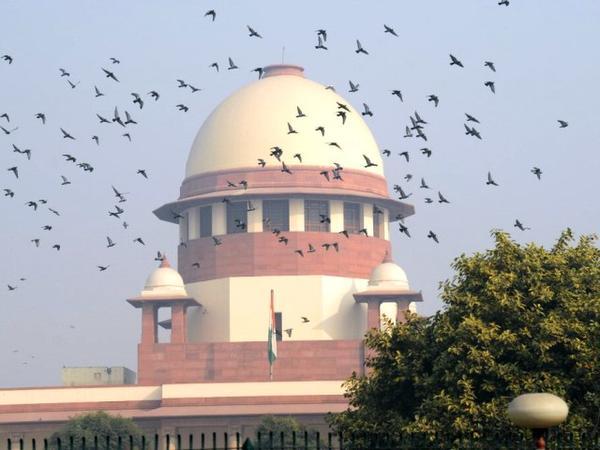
382,250 -> 393,263
159,254 -> 171,268
262,64 -> 304,78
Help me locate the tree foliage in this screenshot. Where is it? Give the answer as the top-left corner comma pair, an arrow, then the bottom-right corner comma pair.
255,416 -> 322,449
330,230 -> 600,439
51,411 -> 142,450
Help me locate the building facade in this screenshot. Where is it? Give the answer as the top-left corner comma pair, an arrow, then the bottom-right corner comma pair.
0,64 -> 421,447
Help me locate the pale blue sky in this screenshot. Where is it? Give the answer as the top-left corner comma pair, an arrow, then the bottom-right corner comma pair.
1,1 -> 598,387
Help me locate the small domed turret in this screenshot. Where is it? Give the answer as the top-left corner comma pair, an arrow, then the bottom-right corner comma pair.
140,256 -> 188,298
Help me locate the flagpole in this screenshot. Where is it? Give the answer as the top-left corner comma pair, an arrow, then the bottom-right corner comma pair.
269,289 -> 274,381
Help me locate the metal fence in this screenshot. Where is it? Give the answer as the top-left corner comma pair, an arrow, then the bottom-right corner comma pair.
4,431 -> 600,450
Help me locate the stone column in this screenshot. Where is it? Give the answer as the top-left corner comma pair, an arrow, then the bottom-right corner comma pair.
171,303 -> 187,344
141,303 -> 158,345
366,299 -> 382,330
396,299 -> 411,324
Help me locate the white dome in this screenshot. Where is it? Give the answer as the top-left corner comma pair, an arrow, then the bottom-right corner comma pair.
141,259 -> 188,298
185,64 -> 384,178
368,262 -> 410,290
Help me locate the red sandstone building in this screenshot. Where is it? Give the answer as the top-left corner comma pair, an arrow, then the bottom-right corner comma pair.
0,64 -> 421,447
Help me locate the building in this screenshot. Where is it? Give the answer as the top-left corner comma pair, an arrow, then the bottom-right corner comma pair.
61,367 -> 136,387
0,64 -> 422,447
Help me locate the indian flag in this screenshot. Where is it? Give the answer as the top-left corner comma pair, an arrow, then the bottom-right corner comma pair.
268,289 -> 277,379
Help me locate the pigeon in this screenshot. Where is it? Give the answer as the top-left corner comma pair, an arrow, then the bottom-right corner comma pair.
66,79 -> 80,89
427,230 -> 439,243
315,35 -> 328,50
252,67 -> 264,79
137,169 -> 148,179
212,236 -> 222,246
35,113 -> 46,124
316,29 -> 327,41
204,9 -> 216,21
287,122 -> 298,134
106,236 -> 116,248
557,120 -> 568,128
133,237 -> 145,245
465,113 -> 480,123
514,219 -> 530,231
315,126 -> 325,136
131,93 -> 144,109
486,171 -> 499,186
176,104 -> 189,112
399,223 -> 411,238
296,106 -> 306,118
60,128 -> 75,139
363,155 -> 378,168
149,90 -> 160,100
109,57 -> 120,64
2,55 -> 14,64
301,317 -> 310,323
3,189 -> 14,197
348,80 -> 359,93
227,57 -> 238,70
355,40 -> 369,55
484,61 -> 496,72
361,103 -> 373,116
101,67 -> 119,82
257,159 -> 266,168
498,0 -> 509,6
391,90 -> 403,101
97,265 -> 109,272
94,86 -> 104,97
7,166 -> 18,178
59,68 -> 70,77
383,24 -> 398,36
60,175 -> 71,186
531,167 -> 543,180
449,54 -> 464,67
484,81 -> 496,93
419,178 -> 430,189
428,95 -> 439,107
247,25 -> 262,38
438,192 -> 450,203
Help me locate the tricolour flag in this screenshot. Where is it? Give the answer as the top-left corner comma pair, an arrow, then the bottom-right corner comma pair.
268,289 -> 277,379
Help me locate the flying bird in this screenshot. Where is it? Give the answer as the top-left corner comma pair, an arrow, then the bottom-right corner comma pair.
449,54 -> 464,67
486,171 -> 499,186
465,113 -> 480,123
133,237 -> 145,245
315,126 -> 325,136
484,61 -> 496,72
363,155 -> 378,168
227,57 -> 238,70
35,113 -> 46,124
355,40 -> 369,55
247,25 -> 262,38
383,24 -> 398,36
557,120 -> 568,128
7,166 -> 18,178
110,57 -> 120,64
484,81 -> 496,93
315,35 -> 328,50
60,175 -> 71,186
176,104 -> 189,112
204,9 -> 216,21
97,265 -> 109,271
94,86 -> 104,97
427,230 -> 439,243
399,151 -> 409,162
101,67 -> 119,82
531,167 -> 543,180
514,219 -> 530,231
210,62 -> 219,72
348,80 -> 359,93
2,55 -> 13,64
287,122 -> 298,134
428,95 -> 439,107
131,93 -> 144,109
106,236 -> 116,248
148,90 -> 160,100
361,103 -> 373,116
137,169 -> 148,179
391,90 -> 403,101
438,192 -> 450,204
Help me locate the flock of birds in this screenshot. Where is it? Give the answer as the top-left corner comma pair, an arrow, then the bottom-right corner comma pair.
2,4 -> 570,299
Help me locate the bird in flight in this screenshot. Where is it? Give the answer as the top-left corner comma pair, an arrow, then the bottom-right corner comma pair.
362,155 -> 378,168
97,265 -> 109,272
176,104 -> 189,112
137,169 -> 148,179
109,57 -> 120,64
498,0 -> 509,6
484,81 -> 496,93
106,236 -> 116,248
484,61 -> 496,72
204,9 -> 216,21
361,103 -> 373,116
296,106 -> 306,118
131,93 -> 144,109
247,25 -> 262,38
355,40 -> 369,55
210,62 -> 219,72
287,122 -> 298,134
101,67 -> 119,82
557,120 -> 568,128
315,35 -> 327,50
514,219 -> 530,231
7,166 -> 18,178
2,55 -> 13,64
465,113 -> 480,123
449,54 -> 464,67
94,86 -> 104,97
133,237 -> 145,246
427,230 -> 439,243
438,192 -> 450,204
391,90 -> 403,101
227,57 -> 238,70
428,95 -> 439,107
315,126 -> 325,136
348,80 -> 359,93
531,167 -> 543,180
60,128 -> 75,140
383,24 -> 398,36
486,171 -> 499,186
148,90 -> 160,101
0,125 -> 18,135
35,113 -> 46,124
301,317 -> 310,323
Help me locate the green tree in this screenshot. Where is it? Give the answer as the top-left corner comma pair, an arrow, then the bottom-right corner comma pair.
330,230 -> 600,440
255,416 -> 323,449
51,411 -> 142,450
